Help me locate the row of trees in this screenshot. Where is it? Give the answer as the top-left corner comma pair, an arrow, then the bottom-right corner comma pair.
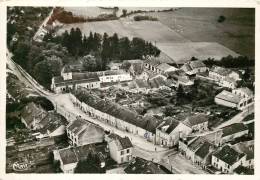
45,27 -> 160,65
203,55 -> 255,68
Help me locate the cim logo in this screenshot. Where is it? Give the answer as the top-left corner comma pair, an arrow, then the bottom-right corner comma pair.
13,162 -> 31,172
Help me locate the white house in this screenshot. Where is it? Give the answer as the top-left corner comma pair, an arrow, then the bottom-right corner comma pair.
181,61 -> 207,75
215,90 -> 252,110
53,144 -> 106,173
179,136 -> 215,168
183,114 -> 209,132
70,91 -> 162,143
51,67 -> 101,93
97,70 -> 132,83
212,145 -> 246,174
155,117 -> 192,147
107,134 -> 133,164
66,118 -> 105,146
209,66 -> 241,88
232,87 -> 254,104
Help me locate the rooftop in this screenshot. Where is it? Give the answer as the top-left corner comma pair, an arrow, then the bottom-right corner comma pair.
74,90 -> 162,133
184,113 -> 209,127
231,141 -> 254,160
157,117 -> 180,134
215,90 -> 242,104
221,123 -> 248,137
211,66 -> 231,76
213,145 -> 245,166
124,157 -> 166,174
234,87 -> 254,97
108,134 -> 133,150
20,102 -> 47,126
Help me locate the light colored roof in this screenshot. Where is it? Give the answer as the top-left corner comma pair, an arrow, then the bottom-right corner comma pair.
235,87 -> 253,97
184,113 -> 209,127
156,63 -> 176,71
108,134 -> 133,150
135,79 -> 150,89
67,118 -> 104,137
215,90 -> 242,104
190,61 -> 206,69
211,66 -> 231,76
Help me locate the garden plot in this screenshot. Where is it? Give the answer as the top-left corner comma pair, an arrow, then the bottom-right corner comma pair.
157,42 -> 240,64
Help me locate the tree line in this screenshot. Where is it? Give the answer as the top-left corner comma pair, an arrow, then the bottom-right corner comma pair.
44,27 -> 160,67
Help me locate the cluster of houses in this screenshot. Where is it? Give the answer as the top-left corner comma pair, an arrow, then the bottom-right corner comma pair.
53,117 -> 134,173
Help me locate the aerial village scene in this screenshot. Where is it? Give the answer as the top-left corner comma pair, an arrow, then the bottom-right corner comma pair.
6,7 -> 255,174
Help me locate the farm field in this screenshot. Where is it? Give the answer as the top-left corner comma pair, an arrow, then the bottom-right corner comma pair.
57,18 -> 189,44
63,7 -> 114,18
148,8 -> 255,58
157,42 -> 240,64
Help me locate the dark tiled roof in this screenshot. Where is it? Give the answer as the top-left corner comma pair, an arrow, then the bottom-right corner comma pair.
149,76 -> 166,89
213,145 -> 245,166
39,112 -> 68,133
59,147 -> 78,165
232,142 -> 254,160
195,141 -> 212,159
124,157 -> 166,174
190,61 -> 206,69
74,90 -> 162,133
184,113 -> 208,127
20,102 -> 47,126
108,133 -> 133,150
234,165 -> 254,175
157,117 -> 180,134
53,72 -> 100,87
221,123 -> 248,137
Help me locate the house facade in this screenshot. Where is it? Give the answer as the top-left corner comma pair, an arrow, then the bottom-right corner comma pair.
179,136 -> 215,168
97,70 -> 132,83
70,91 -> 162,143
212,145 -> 246,174
66,118 -> 105,146
155,118 -> 192,147
107,134 -> 133,164
215,90 -> 252,110
183,113 -> 209,132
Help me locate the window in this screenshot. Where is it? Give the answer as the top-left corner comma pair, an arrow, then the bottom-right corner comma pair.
121,157 -> 124,163
121,150 -> 124,155
126,149 -> 130,154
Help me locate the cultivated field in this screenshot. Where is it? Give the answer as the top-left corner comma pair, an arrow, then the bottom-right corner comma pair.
148,8 -> 255,58
57,18 -> 189,44
157,42 -> 240,64
63,7 -> 114,18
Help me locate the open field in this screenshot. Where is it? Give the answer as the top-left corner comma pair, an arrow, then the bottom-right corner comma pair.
157,42 -> 240,64
57,18 -> 189,44
148,8 -> 255,58
64,7 -> 114,18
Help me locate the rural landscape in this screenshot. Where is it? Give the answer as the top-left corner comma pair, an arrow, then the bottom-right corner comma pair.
6,7 -> 255,174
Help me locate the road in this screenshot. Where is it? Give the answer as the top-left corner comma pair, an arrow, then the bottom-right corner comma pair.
215,103 -> 254,129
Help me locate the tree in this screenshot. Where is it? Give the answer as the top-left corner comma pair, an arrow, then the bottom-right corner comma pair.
119,37 -> 131,60
122,9 -> 127,17
92,32 -> 102,51
33,55 -> 62,88
110,33 -> 119,59
131,37 -> 146,59
12,41 -> 31,69
74,153 -> 105,173
82,55 -> 97,72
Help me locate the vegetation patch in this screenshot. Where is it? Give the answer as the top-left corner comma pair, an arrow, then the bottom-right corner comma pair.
134,15 -> 158,21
